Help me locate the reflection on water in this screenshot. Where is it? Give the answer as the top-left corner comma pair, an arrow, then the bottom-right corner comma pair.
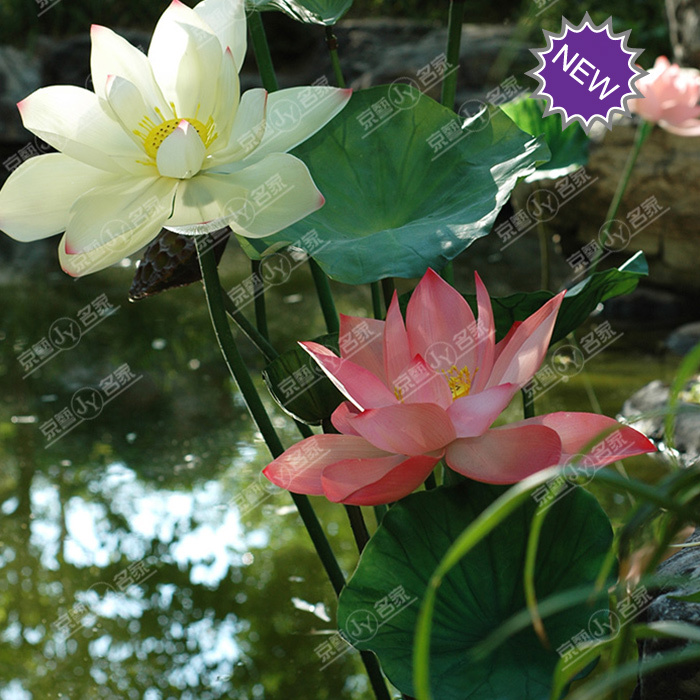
0,241 -> 679,698
0,243 -> 370,699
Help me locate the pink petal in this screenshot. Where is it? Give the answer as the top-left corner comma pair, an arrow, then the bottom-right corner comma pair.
392,355 -> 452,409
383,292 -> 412,385
262,434 -> 390,495
339,314 -> 386,382
406,268 -> 478,373
485,290 -> 565,390
445,423 -> 562,483
322,453 -> 441,505
446,383 -> 519,438
517,412 -> 656,466
330,401 -> 362,436
346,403 -> 456,455
471,272 -> 496,393
300,341 -> 396,410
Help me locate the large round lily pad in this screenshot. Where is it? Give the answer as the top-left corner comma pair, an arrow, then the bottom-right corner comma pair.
248,86 -> 548,284
337,482 -> 613,699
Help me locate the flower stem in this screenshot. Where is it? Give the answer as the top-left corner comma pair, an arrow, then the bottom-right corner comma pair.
325,26 -> 346,88
522,387 -> 535,419
248,10 -> 279,92
373,504 -> 387,525
251,260 -> 269,339
380,278 -> 395,309
371,282 -> 383,319
222,293 -> 278,363
196,239 -> 345,596
591,119 -> 653,274
440,0 -> 465,110
345,505 -> 370,553
308,258 -> 340,335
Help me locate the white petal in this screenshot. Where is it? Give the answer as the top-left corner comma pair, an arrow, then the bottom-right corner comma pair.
208,48 -> 241,153
0,153 -> 117,241
194,0 -> 247,69
18,86 -> 141,173
59,177 -> 177,276
148,0 -> 222,118
207,88 -> 266,167
106,75 -> 160,146
90,25 -> 169,113
247,86 -> 352,161
221,153 -> 324,238
156,121 -> 206,179
168,173 -> 249,227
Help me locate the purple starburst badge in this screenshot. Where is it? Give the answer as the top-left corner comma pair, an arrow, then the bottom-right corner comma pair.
527,12 -> 646,134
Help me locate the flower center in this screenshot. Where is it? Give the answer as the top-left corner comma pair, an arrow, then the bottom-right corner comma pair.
441,365 -> 474,400
134,106 -> 217,160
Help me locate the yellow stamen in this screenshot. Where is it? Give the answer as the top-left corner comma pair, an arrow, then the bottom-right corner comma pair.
441,365 -> 474,400
133,104 -> 218,160
394,386 -> 404,403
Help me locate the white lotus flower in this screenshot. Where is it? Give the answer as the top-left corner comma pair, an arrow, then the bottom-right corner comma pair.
0,0 -> 351,276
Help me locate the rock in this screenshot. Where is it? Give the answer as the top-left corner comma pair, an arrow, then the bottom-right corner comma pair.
620,378 -> 700,467
666,0 -> 700,67
666,322 -> 700,356
634,527 -> 700,699
544,118 -> 700,294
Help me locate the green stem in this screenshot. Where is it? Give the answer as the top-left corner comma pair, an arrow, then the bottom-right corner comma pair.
345,505 -> 370,553
248,10 -> 279,92
251,259 -> 269,340
591,119 -> 653,273
440,0 -> 466,109
534,191 -> 550,291
441,261 -> 454,285
380,278 -> 395,309
373,504 -> 387,525
222,293 -> 278,363
196,240 -> 345,596
309,258 -> 340,335
522,387 -> 535,419
424,473 -> 437,490
325,26 -> 346,88
371,282 -> 383,319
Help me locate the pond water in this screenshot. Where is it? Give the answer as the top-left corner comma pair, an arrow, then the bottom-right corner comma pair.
0,237 -> 681,699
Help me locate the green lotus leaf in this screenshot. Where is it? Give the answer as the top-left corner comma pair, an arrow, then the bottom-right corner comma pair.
248,0 -> 352,25
338,482 -> 613,699
246,85 -> 548,284
501,95 -> 589,181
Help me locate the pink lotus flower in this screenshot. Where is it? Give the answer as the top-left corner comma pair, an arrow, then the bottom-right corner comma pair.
263,269 -> 655,505
629,56 -> 700,135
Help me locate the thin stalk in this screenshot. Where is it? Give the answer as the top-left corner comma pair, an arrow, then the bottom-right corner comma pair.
373,504 -> 387,525
533,191 -> 550,291
248,10 -> 279,92
309,258 -> 340,335
325,26 -> 346,88
440,0 -> 466,109
380,278 -> 395,309
345,505 -> 370,553
371,282 -> 383,319
222,293 -> 278,363
591,119 -> 653,274
251,259 -> 269,340
442,261 -> 454,285
522,387 -> 535,419
196,240 -> 345,596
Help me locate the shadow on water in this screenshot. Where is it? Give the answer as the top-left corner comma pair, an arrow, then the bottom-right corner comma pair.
0,237 -> 683,699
